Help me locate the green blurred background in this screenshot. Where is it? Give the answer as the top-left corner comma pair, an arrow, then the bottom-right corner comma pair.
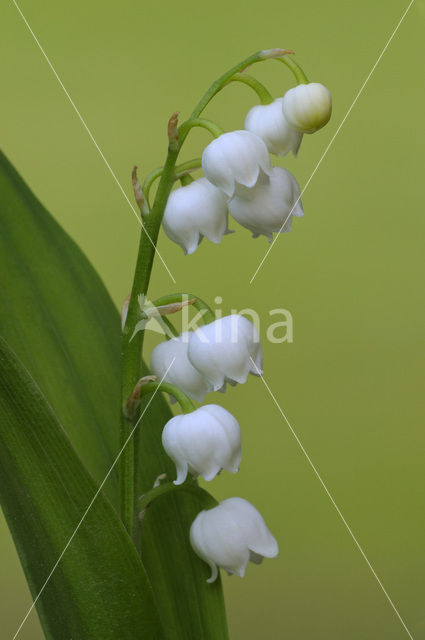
1,0 -> 424,637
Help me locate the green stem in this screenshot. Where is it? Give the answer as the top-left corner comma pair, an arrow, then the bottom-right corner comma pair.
276,56 -> 309,84
139,480 -> 218,514
120,146 -> 179,536
178,117 -> 224,139
153,293 -> 215,324
226,73 -> 274,105
175,158 -> 202,177
161,316 -> 179,338
139,381 -> 196,414
179,174 -> 194,186
142,166 -> 163,208
187,50 -> 276,123
142,158 -> 202,209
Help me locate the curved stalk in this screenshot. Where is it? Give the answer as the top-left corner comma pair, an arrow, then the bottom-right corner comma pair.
142,381 -> 195,413
138,480 -> 218,515
186,49 -> 290,124
160,315 -> 179,339
125,379 -> 196,420
142,166 -> 164,209
276,55 -> 309,84
225,73 -> 274,105
175,158 -> 202,177
143,158 -> 202,209
179,174 -> 194,186
177,117 -> 224,140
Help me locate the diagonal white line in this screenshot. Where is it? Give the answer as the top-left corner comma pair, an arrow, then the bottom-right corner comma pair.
11,361 -> 175,640
250,357 -> 414,639
250,0 -> 415,284
12,0 -> 176,284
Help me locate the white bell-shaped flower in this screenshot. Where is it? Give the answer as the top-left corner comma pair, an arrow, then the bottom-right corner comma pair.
282,83 -> 332,134
190,497 -> 278,582
162,178 -> 229,255
201,130 -> 272,197
187,314 -> 263,391
228,166 -> 303,241
244,98 -> 302,157
150,332 -> 213,403
162,404 -> 241,485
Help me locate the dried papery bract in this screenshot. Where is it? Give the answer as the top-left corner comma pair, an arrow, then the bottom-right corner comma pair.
168,111 -> 180,149
259,48 -> 295,59
132,166 -> 149,216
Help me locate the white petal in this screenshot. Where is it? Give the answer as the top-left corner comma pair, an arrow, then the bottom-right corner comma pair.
162,178 -> 229,254
189,497 -> 278,582
202,131 -> 272,197
150,332 -> 213,403
219,498 -> 279,559
229,166 -> 302,239
162,405 -> 241,484
245,99 -> 303,157
188,315 -> 262,389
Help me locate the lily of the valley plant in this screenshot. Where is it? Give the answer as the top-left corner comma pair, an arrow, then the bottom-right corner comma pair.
0,48 -> 330,639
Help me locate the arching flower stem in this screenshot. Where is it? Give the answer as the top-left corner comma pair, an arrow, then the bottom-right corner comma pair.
179,174 -> 194,186
275,55 -> 309,85
143,158 -> 202,207
125,379 -> 196,420
138,479 -> 218,517
175,158 -> 202,176
120,48 -> 298,538
225,73 -> 274,105
177,117 -> 224,140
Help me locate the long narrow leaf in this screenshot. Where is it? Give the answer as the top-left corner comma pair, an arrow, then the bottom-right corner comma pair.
0,150 -> 229,639
0,150 -> 121,505
0,336 -> 163,639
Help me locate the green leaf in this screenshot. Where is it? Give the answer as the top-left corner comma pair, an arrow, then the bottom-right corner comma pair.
0,150 -> 121,506
0,150 -> 229,639
0,336 -> 163,639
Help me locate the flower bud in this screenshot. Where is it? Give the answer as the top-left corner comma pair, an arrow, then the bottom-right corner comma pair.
201,130 -> 272,197
244,98 -> 302,157
228,166 -> 303,241
162,405 -> 241,485
150,332 -> 212,403
162,178 -> 230,255
187,314 -> 263,391
190,497 -> 278,582
282,83 -> 332,134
